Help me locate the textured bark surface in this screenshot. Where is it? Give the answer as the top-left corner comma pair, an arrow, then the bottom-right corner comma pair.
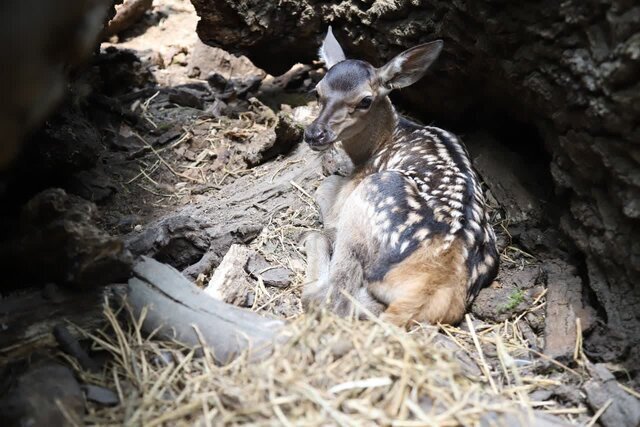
191,0 -> 640,363
0,0 -> 117,170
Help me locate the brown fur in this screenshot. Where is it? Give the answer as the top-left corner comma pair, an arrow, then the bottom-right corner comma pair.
369,238 -> 468,327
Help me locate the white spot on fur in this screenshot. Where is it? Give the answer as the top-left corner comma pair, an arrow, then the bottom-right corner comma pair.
414,228 -> 430,240
407,212 -> 423,225
407,197 -> 421,210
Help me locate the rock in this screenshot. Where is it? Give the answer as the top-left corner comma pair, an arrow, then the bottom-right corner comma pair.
54,324 -> 101,373
246,252 -> 293,288
0,106 -> 107,210
0,362 -> 84,427
83,384 -> 119,406
204,244 -> 254,307
208,74 -> 262,100
290,104 -> 319,127
321,143 -> 354,177
583,323 -> 630,363
103,0 -> 153,38
68,168 -> 117,203
108,133 -> 141,151
264,64 -> 314,91
95,47 -> 153,96
583,363 -> 640,427
171,52 -> 188,66
257,63 -> 321,109
187,39 -> 265,81
154,124 -> 184,146
0,188 -> 132,290
0,107 -> 105,205
271,112 -> 303,156
207,73 -> 229,92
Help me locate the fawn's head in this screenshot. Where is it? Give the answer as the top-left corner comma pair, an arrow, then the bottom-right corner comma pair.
304,27 -> 443,152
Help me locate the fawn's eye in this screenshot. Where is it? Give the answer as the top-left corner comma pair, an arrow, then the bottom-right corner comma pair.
356,96 -> 373,110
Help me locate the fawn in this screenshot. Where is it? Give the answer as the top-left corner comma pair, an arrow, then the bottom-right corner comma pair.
301,27 -> 499,326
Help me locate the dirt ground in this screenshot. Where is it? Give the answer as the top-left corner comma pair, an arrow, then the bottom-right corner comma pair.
7,0 -> 638,425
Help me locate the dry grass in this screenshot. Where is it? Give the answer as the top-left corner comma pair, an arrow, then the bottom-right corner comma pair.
60,295 -> 590,426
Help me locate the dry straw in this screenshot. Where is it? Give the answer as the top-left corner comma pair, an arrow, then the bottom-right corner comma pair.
65,297 -> 588,426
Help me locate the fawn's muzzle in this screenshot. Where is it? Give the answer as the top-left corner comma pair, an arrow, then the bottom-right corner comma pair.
304,123 -> 335,151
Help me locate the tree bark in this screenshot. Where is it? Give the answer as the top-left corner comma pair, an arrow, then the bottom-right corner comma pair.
127,256 -> 285,364
0,0 -> 117,170
190,0 -> 640,368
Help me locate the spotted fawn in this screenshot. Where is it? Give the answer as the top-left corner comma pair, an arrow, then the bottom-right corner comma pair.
301,27 -> 499,326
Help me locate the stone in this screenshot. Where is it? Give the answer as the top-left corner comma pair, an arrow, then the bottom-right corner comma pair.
245,111 -> 303,167
246,252 -> 293,288
83,384 -> 119,406
187,39 -> 265,81
126,214 -> 209,270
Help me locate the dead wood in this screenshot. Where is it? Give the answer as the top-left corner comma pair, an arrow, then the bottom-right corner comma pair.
127,256 -> 285,364
127,143 -> 322,277
0,188 -> 132,290
0,361 -> 84,427
583,362 -> 640,427
465,132 -> 546,225
204,244 -> 255,306
104,0 -> 153,38
543,260 -> 595,361
0,285 -> 115,363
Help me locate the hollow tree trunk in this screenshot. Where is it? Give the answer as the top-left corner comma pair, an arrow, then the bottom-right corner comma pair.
0,0 -> 118,170
190,0 -> 640,366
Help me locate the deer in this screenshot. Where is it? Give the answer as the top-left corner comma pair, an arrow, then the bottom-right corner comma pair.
301,27 -> 499,327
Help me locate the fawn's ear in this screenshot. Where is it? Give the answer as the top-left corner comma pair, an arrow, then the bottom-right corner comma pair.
377,40 -> 443,94
319,26 -> 346,69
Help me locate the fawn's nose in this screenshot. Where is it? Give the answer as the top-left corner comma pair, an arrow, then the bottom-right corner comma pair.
304,124 -> 334,150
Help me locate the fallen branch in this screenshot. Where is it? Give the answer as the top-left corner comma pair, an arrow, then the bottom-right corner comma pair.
127,256 -> 285,364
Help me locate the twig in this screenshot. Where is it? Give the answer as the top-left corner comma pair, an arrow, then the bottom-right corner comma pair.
465,315 -> 498,394
133,132 -> 203,183
585,399 -> 612,427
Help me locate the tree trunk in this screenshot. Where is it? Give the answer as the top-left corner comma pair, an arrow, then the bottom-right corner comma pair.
190,0 -> 640,367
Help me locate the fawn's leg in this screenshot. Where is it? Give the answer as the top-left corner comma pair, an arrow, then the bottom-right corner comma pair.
318,178 -> 386,318
301,232 -> 332,309
303,173 -> 385,317
301,174 -> 351,310
368,238 -> 468,327
314,174 -> 355,226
